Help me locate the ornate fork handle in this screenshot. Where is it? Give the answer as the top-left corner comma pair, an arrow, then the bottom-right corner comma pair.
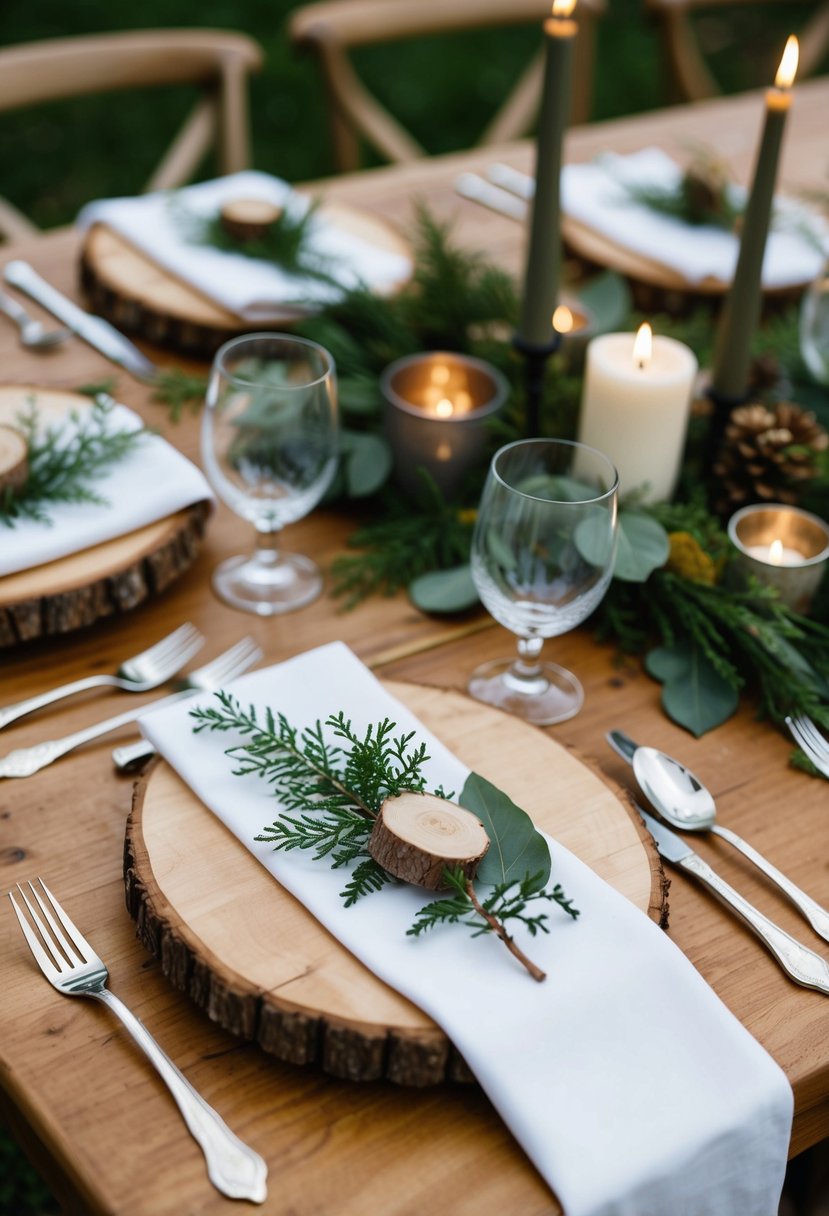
0,676 -> 119,731
0,691 -> 192,778
94,988 -> 267,1202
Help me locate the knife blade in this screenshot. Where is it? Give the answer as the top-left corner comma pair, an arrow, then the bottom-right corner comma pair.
3,259 -> 158,380
635,802 -> 829,995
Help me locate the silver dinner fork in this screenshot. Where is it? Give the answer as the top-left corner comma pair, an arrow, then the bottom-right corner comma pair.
0,637 -> 263,778
112,636 -> 264,772
0,622 -> 205,730
8,879 -> 267,1203
786,714 -> 829,779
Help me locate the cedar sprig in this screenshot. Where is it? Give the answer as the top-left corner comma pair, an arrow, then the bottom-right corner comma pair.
151,368 -> 209,423
409,868 -> 579,983
191,694 -> 569,978
1,396 -> 147,526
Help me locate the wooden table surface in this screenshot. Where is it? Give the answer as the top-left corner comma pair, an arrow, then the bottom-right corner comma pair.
1,80 -> 829,1216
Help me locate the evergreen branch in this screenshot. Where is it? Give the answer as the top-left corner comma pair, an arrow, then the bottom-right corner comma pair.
0,397 -> 147,527
151,368 -> 209,423
193,696 -> 577,977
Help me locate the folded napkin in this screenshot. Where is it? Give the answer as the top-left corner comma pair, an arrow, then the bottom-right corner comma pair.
76,171 -> 413,321
0,399 -> 212,577
562,147 -> 828,288
140,641 -> 793,1216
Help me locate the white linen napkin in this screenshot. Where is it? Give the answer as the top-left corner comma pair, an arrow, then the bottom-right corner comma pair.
140,640 -> 793,1216
0,399 -> 212,577
561,147 -> 828,288
76,171 -> 413,321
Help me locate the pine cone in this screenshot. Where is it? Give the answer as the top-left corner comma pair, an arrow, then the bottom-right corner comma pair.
711,400 -> 829,514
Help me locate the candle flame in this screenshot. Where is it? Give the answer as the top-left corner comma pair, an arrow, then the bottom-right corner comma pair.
769,538 -> 784,565
435,398 -> 455,418
632,321 -> 652,370
775,35 -> 798,89
552,0 -> 576,17
552,305 -> 574,334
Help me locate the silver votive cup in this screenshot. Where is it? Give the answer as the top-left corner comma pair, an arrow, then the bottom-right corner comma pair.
381,351 -> 509,499
727,503 -> 829,614
553,296 -> 596,373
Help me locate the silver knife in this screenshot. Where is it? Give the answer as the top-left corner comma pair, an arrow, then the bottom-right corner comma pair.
636,803 -> 829,995
3,259 -> 158,380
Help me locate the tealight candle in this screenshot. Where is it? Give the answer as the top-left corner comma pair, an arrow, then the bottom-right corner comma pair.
381,352 -> 509,499
576,322 -> 698,503
728,503 -> 829,613
553,297 -> 595,372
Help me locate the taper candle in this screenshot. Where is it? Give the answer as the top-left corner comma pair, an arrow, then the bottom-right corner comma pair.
517,0 -> 577,348
710,35 -> 799,402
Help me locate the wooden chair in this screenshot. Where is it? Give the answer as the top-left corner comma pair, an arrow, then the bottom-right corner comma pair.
645,0 -> 829,102
288,0 -> 605,173
0,29 -> 264,240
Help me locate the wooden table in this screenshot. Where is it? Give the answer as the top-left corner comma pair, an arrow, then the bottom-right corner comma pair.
1,81 -> 828,1215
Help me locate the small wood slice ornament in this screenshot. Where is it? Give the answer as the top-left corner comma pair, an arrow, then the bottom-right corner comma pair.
368,793 -> 489,889
220,198 -> 283,242
0,424 -> 28,494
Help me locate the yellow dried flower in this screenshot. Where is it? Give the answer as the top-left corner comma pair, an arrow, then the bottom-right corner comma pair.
457,508 -> 478,525
666,531 -> 718,585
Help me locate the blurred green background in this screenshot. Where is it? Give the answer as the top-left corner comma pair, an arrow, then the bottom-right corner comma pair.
0,0 -> 819,231
0,2 -> 825,1213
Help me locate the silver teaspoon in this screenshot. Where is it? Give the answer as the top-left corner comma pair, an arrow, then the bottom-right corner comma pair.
607,729 -> 829,944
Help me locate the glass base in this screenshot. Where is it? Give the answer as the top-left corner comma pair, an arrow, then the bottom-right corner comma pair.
467,657 -> 584,725
212,551 -> 322,616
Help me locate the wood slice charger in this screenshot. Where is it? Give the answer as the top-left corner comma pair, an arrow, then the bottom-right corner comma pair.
0,387 -> 210,647
80,200 -> 413,360
126,682 -> 666,1087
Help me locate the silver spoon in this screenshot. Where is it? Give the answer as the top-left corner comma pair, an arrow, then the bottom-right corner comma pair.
0,289 -> 72,350
608,729 -> 829,944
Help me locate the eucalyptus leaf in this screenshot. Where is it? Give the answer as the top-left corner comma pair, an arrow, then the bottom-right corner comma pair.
576,271 -> 632,335
408,565 -> 479,614
646,642 -> 739,736
613,512 -> 670,582
460,771 -> 551,888
339,373 -> 383,418
340,430 -> 392,497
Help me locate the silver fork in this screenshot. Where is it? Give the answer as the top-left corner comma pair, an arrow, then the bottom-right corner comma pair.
112,637 -> 264,772
786,714 -> 829,779
0,623 -> 205,730
0,637 -> 263,779
8,878 -> 267,1203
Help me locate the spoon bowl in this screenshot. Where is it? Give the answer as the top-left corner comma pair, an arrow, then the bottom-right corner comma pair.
632,746 -> 717,832
0,290 -> 72,351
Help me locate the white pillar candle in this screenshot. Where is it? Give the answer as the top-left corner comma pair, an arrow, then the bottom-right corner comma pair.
577,325 -> 698,503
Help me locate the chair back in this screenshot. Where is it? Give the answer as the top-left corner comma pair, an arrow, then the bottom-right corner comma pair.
0,29 -> 263,239
289,0 -> 605,173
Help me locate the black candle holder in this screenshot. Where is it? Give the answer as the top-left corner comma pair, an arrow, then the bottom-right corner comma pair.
513,331 -> 562,438
705,383 -> 749,462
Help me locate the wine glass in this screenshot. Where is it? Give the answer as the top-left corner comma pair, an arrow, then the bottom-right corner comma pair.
202,333 -> 339,615
468,438 -> 619,725
800,262 -> 829,385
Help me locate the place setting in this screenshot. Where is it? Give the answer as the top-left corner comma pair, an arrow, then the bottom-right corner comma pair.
2,5 -> 829,1216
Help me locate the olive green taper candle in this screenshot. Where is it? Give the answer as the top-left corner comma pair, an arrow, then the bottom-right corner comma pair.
710,35 -> 799,402
517,1 -> 577,349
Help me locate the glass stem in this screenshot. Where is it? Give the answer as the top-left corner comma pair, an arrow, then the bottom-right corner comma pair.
253,527 -> 281,568
511,635 -> 544,682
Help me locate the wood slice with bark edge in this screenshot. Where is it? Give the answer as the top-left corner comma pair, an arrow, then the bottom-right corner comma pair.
220,198 -> 283,241
369,792 -> 489,889
0,423 -> 27,493
79,202 -> 413,359
0,386 -> 210,647
124,681 -> 666,1086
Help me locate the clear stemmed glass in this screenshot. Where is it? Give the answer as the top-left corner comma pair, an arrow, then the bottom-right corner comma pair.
202,333 -> 339,615
800,262 -> 829,385
468,438 -> 619,725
